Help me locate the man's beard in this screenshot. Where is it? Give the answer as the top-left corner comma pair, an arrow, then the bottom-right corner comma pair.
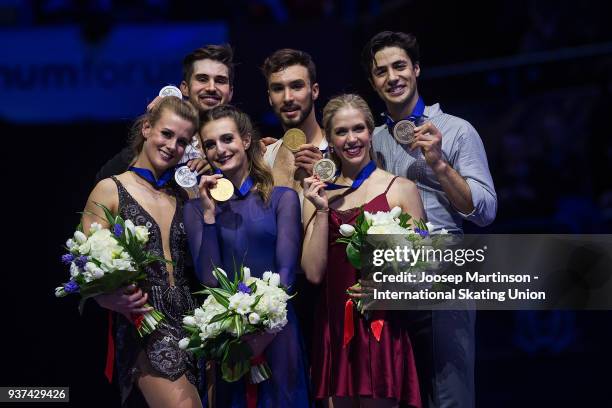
278,97 -> 314,129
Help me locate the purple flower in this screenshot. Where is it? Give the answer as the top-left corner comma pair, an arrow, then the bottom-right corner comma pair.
238,282 -> 252,294
64,281 -> 80,294
415,228 -> 429,238
61,254 -> 74,264
74,255 -> 89,268
114,224 -> 123,237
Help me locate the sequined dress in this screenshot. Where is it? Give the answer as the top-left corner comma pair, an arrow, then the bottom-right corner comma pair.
111,177 -> 198,405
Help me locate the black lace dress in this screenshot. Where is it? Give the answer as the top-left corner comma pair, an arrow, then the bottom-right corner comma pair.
110,177 -> 198,405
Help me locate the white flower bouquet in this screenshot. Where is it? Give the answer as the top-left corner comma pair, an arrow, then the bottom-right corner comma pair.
337,206 -> 450,309
55,203 -> 169,336
179,265 -> 291,384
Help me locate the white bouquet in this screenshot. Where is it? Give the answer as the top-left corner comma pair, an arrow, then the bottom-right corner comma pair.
55,203 -> 167,336
179,265 -> 291,384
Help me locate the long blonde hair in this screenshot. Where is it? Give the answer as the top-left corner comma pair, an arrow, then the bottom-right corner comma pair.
200,105 -> 274,204
128,97 -> 199,160
322,94 -> 376,172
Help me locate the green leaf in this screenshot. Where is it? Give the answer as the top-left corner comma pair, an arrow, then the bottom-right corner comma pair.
94,202 -> 118,227
234,314 -> 244,338
398,213 -> 412,228
346,242 -> 361,269
220,339 -> 252,382
208,310 -> 231,324
250,294 -> 263,309
213,266 -> 233,292
207,287 -> 231,308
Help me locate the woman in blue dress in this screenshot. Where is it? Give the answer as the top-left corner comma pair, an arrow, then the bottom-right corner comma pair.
183,104 -> 311,407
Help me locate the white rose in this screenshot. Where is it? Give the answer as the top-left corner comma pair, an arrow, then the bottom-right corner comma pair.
390,206 -> 402,218
262,271 -> 272,282
269,273 -> 281,287
183,316 -> 196,326
248,312 -> 261,325
339,224 -> 355,237
73,231 -> 87,245
134,226 -> 149,243
178,338 -> 190,350
242,266 -> 251,281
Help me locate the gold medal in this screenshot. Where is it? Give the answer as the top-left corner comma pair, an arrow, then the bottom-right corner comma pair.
209,178 -> 234,201
393,120 -> 416,145
313,158 -> 336,182
282,128 -> 307,152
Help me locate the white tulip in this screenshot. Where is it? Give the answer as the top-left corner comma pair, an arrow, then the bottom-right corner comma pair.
262,271 -> 272,282
55,287 -> 65,297
124,220 -> 136,242
183,316 -> 196,326
91,268 -> 105,279
269,273 -> 281,287
73,231 -> 87,245
178,338 -> 190,350
66,239 -> 76,250
339,224 -> 356,237
70,262 -> 80,277
390,206 -> 402,218
242,266 -> 251,281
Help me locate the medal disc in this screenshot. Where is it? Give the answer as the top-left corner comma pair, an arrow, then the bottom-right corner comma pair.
282,128 -> 307,152
174,166 -> 198,188
159,85 -> 183,99
209,178 -> 234,201
393,120 -> 416,145
313,158 -> 337,182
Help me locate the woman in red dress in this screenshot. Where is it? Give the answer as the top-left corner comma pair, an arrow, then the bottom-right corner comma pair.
302,94 -> 424,408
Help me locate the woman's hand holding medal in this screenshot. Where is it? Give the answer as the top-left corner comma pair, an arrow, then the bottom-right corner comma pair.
198,174 -> 224,223
303,175 -> 329,211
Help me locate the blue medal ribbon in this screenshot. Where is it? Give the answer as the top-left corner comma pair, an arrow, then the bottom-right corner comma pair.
213,169 -> 254,198
129,166 -> 175,189
385,96 -> 426,131
324,160 -> 377,191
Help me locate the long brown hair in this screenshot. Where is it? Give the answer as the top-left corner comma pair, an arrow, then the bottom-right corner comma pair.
322,94 -> 376,173
128,97 -> 199,161
200,105 -> 274,204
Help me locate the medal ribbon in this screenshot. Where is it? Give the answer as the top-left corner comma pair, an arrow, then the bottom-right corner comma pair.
325,160 -> 377,191
213,169 -> 254,198
384,96 -> 426,131
129,166 -> 174,189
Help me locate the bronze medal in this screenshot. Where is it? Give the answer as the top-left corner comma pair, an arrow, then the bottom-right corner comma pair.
393,120 -> 416,145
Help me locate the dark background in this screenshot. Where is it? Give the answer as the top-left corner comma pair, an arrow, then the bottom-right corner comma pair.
2,0 -> 612,406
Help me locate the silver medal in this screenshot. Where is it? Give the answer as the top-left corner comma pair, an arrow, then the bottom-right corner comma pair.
159,85 -> 183,99
393,120 -> 416,145
313,158 -> 336,182
174,166 -> 198,188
